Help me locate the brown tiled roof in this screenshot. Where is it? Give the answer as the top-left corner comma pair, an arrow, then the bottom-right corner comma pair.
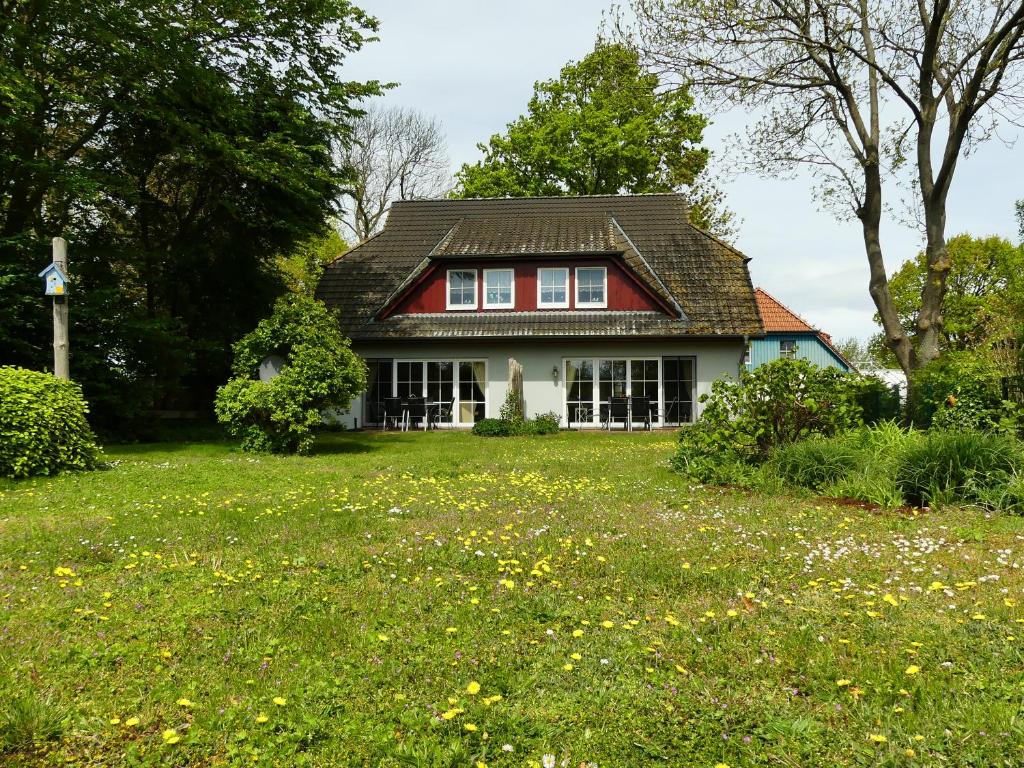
434,215 -> 617,256
316,194 -> 763,341
755,288 -> 817,332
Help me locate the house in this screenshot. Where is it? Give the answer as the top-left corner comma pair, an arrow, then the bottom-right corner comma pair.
315,194 -> 763,428
749,288 -> 853,371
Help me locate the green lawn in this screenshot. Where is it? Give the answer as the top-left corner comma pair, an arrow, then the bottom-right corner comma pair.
1,431 -> 1022,767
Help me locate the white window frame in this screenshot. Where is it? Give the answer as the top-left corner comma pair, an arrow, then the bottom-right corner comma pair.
560,357 -> 666,429
482,268 -> 515,309
390,358 -> 489,426
575,266 -> 608,309
446,269 -> 478,311
780,339 -> 797,359
537,267 -> 569,309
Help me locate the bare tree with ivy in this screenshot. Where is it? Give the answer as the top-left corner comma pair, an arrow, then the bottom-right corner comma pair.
627,0 -> 1024,375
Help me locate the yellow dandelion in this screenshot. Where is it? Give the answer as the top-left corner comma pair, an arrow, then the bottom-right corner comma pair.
464,723 -> 477,732
563,663 -> 574,671
175,698 -> 193,707
905,665 -> 920,676
273,696 -> 287,706
601,620 -> 614,628
255,713 -> 269,723
466,681 -> 481,695
162,728 -> 180,744
868,734 -> 887,743
836,679 -> 852,687
572,629 -> 584,637
124,717 -> 140,727
109,717 -> 121,725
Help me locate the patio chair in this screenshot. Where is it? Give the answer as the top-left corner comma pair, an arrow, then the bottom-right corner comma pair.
405,397 -> 429,431
382,397 -> 405,431
604,397 -> 631,430
630,396 -> 652,430
431,397 -> 455,429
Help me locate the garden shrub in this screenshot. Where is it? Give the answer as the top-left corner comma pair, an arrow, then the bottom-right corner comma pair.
530,412 -> 561,435
214,296 -> 366,454
768,437 -> 864,491
0,367 -> 102,478
894,430 -> 1024,508
673,359 -> 875,483
473,392 -> 561,437
471,418 -> 509,437
908,351 -> 1018,432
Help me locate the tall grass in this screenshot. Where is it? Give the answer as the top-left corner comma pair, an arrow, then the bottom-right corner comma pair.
0,695 -> 68,754
767,423 -> 1024,511
895,431 -> 1024,508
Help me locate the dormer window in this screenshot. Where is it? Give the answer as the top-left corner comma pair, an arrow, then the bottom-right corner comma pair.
447,269 -> 477,310
483,268 -> 514,309
576,267 -> 607,308
537,267 -> 569,308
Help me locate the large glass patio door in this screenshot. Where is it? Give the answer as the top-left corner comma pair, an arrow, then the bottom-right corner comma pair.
662,357 -> 695,425
563,357 -> 662,427
377,359 -> 485,426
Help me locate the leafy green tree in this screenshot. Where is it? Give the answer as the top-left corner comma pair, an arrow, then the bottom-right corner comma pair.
0,0 -> 382,430
214,296 -> 366,454
452,43 -> 734,238
875,234 -> 1024,355
276,230 -> 349,297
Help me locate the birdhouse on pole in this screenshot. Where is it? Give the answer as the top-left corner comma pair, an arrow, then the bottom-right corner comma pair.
39,263 -> 69,297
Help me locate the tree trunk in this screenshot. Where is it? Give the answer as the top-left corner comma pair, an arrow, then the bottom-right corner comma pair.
859,155 -> 915,376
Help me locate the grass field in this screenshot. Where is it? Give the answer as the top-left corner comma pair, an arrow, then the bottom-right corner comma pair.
1,430 -> 1022,767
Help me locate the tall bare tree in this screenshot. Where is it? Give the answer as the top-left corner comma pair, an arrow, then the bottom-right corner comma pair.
627,0 -> 1024,374
337,104 -> 451,242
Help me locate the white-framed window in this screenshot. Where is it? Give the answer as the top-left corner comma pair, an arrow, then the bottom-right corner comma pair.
743,343 -> 752,365
575,266 -> 607,308
537,267 -> 569,308
780,339 -> 797,359
483,268 -> 515,309
446,269 -> 477,310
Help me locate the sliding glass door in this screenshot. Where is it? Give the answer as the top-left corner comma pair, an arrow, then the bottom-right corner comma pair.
368,359 -> 486,426
662,357 -> 695,425
565,357 -> 662,428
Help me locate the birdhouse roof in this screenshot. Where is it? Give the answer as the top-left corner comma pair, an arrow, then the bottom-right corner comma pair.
39,263 -> 69,281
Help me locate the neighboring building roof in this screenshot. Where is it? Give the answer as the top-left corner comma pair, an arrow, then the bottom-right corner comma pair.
754,288 -> 854,369
317,194 -> 763,341
755,288 -> 817,333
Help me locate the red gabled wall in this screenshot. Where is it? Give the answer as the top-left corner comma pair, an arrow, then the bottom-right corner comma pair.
387,258 -> 669,316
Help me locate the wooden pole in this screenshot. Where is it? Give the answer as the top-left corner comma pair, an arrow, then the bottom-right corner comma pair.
52,237 -> 69,380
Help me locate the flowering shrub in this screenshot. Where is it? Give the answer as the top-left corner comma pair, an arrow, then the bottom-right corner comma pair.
214,296 -> 366,454
672,358 -> 874,482
0,366 -> 102,478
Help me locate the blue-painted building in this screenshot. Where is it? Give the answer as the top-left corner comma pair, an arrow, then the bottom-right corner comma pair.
748,288 -> 853,372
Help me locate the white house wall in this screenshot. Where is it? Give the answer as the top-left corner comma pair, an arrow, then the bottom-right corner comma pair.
338,339 -> 744,429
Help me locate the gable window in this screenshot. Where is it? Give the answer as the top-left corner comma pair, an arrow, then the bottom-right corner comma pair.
483,268 -> 515,308
447,269 -> 477,310
780,339 -> 797,359
537,267 -> 569,308
575,266 -> 607,308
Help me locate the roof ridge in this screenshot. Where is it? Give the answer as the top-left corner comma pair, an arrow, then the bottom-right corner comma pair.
392,192 -> 687,204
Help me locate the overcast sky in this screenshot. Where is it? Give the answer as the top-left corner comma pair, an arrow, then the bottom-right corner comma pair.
342,0 -> 1022,342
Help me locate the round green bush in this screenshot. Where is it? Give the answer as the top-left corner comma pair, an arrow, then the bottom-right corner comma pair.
214,296 -> 366,454
0,367 -> 102,478
471,418 -> 509,437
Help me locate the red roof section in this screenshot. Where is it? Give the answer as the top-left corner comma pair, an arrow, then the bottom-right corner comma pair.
755,288 -> 817,332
